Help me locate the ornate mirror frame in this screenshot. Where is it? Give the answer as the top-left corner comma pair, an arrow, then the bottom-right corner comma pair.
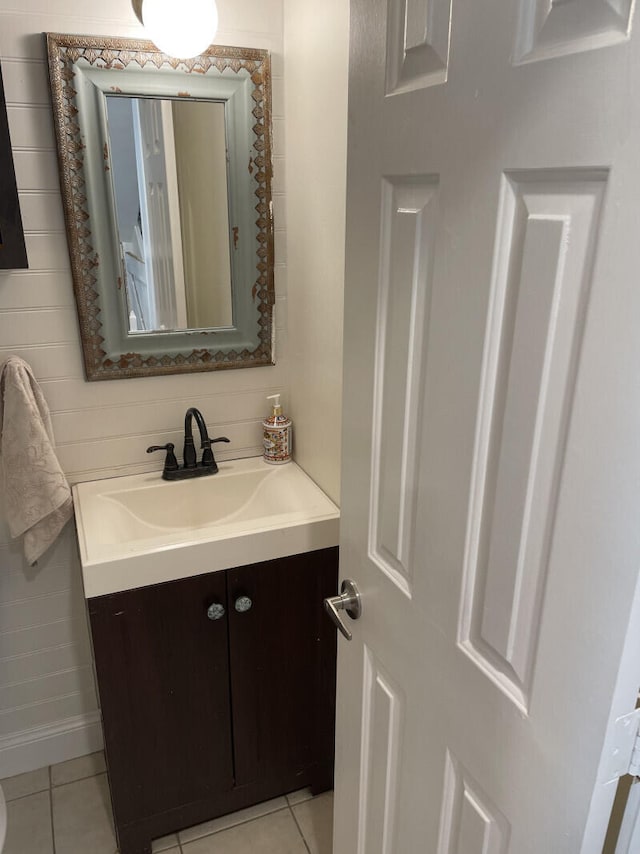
46,33 -> 274,381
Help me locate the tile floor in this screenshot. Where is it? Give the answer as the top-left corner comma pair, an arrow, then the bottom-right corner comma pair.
1,752 -> 333,854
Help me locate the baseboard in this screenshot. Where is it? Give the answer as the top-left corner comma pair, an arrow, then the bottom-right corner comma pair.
0,711 -> 103,778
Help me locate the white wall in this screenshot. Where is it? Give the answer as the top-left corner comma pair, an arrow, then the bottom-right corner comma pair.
0,0 -> 288,777
284,0 -> 349,505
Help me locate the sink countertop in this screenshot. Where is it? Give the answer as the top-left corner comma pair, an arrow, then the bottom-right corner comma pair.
73,457 -> 340,598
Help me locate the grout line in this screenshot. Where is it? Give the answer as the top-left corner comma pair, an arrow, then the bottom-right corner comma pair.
178,804 -> 289,846
288,802 -> 312,854
50,767 -> 105,790
48,766 -> 57,854
0,785 -> 49,804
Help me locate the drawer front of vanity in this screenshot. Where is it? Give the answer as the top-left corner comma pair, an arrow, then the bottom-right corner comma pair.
89,571 -> 234,826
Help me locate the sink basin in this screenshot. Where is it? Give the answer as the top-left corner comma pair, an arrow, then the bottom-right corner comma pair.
102,469 -> 273,532
73,458 -> 340,597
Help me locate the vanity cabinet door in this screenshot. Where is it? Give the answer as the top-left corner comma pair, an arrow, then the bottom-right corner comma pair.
227,547 -> 338,792
88,571 -> 234,826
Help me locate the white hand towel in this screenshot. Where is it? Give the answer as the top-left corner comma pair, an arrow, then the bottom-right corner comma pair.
0,356 -> 73,565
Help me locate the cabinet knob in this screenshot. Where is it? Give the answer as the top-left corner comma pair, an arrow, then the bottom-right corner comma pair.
235,595 -> 252,613
207,602 -> 226,621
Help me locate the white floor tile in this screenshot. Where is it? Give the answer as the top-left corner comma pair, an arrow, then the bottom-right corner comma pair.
3,758 -> 333,854
4,790 -> 53,854
51,750 -> 106,787
292,791 -> 333,854
286,787 -> 314,807
152,832 -> 180,852
178,796 -> 288,844
0,766 -> 49,802
52,772 -> 117,854
182,809 -> 307,853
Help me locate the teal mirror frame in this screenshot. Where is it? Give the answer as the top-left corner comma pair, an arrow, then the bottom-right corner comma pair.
46,33 -> 274,381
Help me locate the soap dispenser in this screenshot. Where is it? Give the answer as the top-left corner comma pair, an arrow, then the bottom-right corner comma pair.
262,394 -> 292,464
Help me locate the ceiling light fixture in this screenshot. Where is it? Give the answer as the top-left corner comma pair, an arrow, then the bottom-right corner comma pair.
132,0 -> 218,59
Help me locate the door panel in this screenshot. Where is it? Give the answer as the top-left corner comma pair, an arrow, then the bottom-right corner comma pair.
460,170 -> 608,709
437,752 -> 510,854
514,0 -> 634,65
336,0 -> 640,851
370,176 -> 438,596
385,0 -> 452,93
356,647 -> 403,854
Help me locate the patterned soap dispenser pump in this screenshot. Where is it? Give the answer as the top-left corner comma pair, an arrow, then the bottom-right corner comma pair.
262,394 -> 292,465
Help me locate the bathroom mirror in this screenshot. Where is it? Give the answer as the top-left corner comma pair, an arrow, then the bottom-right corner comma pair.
46,33 -> 274,380
106,96 -> 234,333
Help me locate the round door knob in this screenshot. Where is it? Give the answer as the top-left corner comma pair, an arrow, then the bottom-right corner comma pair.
207,602 -> 225,621
235,595 -> 252,613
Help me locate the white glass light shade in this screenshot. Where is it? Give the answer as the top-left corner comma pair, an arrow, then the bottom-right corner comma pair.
142,0 -> 218,59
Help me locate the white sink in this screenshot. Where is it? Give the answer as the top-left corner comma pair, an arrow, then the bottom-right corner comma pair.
73,458 -> 340,597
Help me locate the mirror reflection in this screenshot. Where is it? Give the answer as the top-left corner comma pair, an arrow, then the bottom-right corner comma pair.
106,96 -> 233,333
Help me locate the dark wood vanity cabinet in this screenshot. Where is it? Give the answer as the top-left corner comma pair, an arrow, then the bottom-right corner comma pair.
88,547 -> 338,854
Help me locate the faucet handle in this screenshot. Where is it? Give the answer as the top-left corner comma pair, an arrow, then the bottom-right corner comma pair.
146,442 -> 179,472
202,437 -> 230,468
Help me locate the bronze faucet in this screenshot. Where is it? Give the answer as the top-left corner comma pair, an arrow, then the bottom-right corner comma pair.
147,407 -> 230,480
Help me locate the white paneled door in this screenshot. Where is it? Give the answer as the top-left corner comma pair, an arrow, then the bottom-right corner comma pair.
334,1 -> 640,852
